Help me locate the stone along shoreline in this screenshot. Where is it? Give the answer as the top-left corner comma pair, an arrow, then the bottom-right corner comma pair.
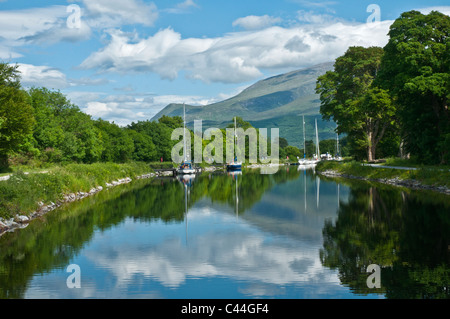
318,169 -> 450,195
0,172 -> 161,237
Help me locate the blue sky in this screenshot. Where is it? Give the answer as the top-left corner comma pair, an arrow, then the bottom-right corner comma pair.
1,0 -> 449,125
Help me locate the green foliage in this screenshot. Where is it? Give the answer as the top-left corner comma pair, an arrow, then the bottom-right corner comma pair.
0,62 -> 35,168
226,116 -> 252,129
377,10 -> 450,164
319,139 -> 338,156
94,119 -> 134,163
320,180 -> 450,297
284,145 -> 301,161
157,115 -> 183,130
0,83 -> 35,168
128,120 -> 175,162
316,47 -> 398,161
0,63 -> 21,89
279,137 -> 288,149
0,162 -> 151,219
1,72 -> 187,167
127,129 -> 157,162
29,87 -> 105,164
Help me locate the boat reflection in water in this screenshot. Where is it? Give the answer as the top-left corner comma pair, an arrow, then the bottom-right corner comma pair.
177,173 -> 196,245
227,170 -> 241,219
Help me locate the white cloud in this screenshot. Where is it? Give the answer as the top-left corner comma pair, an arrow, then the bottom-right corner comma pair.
232,15 -> 281,30
416,6 -> 450,16
296,10 -> 342,24
0,6 -> 91,45
0,1 -> 157,51
82,207 -> 339,290
66,91 -> 104,106
78,92 -> 213,126
0,6 -> 65,40
16,63 -> 111,90
69,77 -> 110,87
79,0 -> 158,28
83,101 -> 147,126
80,18 -> 392,84
165,0 -> 199,14
17,63 -> 69,89
80,28 -> 216,80
0,44 -> 22,60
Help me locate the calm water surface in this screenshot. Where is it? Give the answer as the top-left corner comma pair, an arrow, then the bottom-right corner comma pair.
0,166 -> 449,299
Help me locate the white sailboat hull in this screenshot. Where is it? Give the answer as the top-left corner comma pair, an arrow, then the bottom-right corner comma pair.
298,159 -> 318,165
177,168 -> 196,174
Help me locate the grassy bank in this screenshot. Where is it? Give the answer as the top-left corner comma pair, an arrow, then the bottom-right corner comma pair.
316,160 -> 450,189
0,162 -> 153,219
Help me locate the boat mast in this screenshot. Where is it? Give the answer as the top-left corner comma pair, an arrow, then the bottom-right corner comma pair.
185,183 -> 188,245
303,115 -> 306,159
183,103 -> 186,162
236,173 -> 239,219
315,118 -> 319,159
336,126 -> 339,157
234,117 -> 237,162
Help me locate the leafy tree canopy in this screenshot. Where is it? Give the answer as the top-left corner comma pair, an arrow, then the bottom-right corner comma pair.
316,47 -> 397,161
377,10 -> 450,164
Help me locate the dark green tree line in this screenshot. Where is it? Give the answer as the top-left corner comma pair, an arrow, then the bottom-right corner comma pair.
377,10 -> 450,164
0,64 -> 193,169
316,10 -> 449,164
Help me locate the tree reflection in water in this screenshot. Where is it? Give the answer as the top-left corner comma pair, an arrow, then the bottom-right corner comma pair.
320,181 -> 450,298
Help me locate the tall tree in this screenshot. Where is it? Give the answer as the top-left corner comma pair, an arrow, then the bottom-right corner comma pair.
0,63 -> 35,168
95,119 -> 134,163
316,46 -> 397,161
127,129 -> 157,162
128,120 -> 176,162
0,63 -> 21,89
29,87 -> 104,163
377,10 -> 450,164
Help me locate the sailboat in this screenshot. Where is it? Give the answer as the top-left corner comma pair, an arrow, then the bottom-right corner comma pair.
312,118 -> 321,163
177,103 -> 196,175
334,128 -> 342,161
226,117 -> 242,171
298,116 -> 317,166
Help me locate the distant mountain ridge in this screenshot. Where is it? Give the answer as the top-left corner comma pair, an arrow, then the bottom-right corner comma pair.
151,62 -> 336,148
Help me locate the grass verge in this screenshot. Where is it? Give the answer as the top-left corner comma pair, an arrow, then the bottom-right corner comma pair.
316,160 -> 450,189
0,162 -> 152,219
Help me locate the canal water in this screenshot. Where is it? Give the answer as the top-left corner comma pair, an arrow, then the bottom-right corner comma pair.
0,166 -> 449,299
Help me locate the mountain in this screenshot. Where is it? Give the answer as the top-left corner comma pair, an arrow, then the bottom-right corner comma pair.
151,62 -> 335,148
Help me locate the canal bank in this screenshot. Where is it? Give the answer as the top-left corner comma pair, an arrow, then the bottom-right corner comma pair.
0,163 -> 226,237
316,161 -> 450,195
0,174 -> 152,237
0,162 -> 154,236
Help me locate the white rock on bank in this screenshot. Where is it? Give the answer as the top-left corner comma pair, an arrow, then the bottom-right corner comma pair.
14,215 -> 30,223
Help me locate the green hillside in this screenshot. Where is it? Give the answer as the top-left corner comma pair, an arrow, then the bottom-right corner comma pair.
151,62 -> 336,148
